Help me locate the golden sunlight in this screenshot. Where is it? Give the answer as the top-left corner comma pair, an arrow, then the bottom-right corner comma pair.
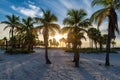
54,34 -> 63,42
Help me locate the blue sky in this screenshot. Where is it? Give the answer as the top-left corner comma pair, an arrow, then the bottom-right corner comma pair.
0,0 -> 120,47
0,0 -> 98,25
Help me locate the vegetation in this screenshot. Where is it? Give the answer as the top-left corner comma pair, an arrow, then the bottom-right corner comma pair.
90,0 -> 120,66
0,0 -> 120,67
61,9 -> 91,67
34,9 -> 60,64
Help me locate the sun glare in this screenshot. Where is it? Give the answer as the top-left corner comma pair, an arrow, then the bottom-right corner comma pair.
54,34 -> 63,42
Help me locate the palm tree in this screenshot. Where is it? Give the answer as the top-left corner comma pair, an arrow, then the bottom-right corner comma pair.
62,9 -> 90,67
88,28 -> 101,50
3,37 -> 7,50
21,17 -> 36,51
2,14 -> 20,48
90,0 -> 120,66
49,39 -> 53,47
111,40 -> 116,48
35,9 -> 60,64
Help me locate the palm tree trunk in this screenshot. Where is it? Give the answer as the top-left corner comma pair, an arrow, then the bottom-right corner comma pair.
44,26 -> 51,64
105,13 -> 113,66
5,40 -> 8,50
11,27 -> 14,48
73,42 -> 79,67
94,41 -> 97,50
99,41 -> 103,52
105,35 -> 111,66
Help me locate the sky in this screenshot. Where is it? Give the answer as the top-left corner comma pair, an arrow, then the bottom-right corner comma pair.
0,0 -> 120,47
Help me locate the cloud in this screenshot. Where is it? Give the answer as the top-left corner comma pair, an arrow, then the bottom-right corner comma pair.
28,0 -> 35,5
0,23 -> 10,39
83,0 -> 93,17
11,1 -> 43,17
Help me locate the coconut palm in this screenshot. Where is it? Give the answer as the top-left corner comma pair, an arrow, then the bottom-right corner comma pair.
90,0 -> 120,66
88,28 -> 101,50
111,40 -> 116,48
21,17 -> 36,51
2,14 -> 20,48
62,9 -> 90,67
35,9 -> 60,64
3,37 -> 7,50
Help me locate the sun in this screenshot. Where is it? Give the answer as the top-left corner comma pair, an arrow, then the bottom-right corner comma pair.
54,34 -> 63,42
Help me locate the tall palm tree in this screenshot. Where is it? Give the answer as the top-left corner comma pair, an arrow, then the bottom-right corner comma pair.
88,28 -> 101,50
21,17 -> 36,51
62,9 -> 90,67
35,9 -> 60,64
3,37 -> 7,50
90,0 -> 120,66
111,40 -> 116,48
2,14 -> 20,48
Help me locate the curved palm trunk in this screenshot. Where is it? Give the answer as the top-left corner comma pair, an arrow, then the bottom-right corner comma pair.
43,26 -> 51,64
99,41 -> 103,52
105,34 -> 111,66
11,27 -> 15,48
5,40 -> 8,50
105,8 -> 117,66
94,41 -> 98,50
73,42 -> 79,67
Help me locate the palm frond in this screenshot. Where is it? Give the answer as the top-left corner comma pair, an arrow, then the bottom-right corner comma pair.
48,27 -> 56,36
91,0 -> 110,7
49,23 -> 60,32
60,27 -> 73,34
79,19 -> 91,28
90,8 -> 110,27
1,21 -> 11,25
4,26 -> 10,31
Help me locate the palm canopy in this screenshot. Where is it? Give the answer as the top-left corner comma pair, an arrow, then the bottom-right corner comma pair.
35,10 -> 60,36
88,28 -> 101,40
1,14 -> 20,37
91,0 -> 120,9
21,17 -> 37,38
61,9 -> 90,36
91,0 -> 120,66
90,0 -> 120,38
63,9 -> 90,28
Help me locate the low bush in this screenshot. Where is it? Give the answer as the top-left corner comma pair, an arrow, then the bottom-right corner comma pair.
5,48 -> 35,55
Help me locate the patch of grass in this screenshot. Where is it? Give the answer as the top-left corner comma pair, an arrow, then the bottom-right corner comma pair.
65,48 -> 118,54
5,48 -> 35,55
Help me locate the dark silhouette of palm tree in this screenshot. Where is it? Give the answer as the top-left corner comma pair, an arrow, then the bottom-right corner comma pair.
62,9 -> 91,67
111,40 -> 116,48
35,9 -> 60,64
91,0 -> 120,66
3,37 -> 7,50
88,28 -> 101,50
21,17 -> 36,51
2,14 -> 20,48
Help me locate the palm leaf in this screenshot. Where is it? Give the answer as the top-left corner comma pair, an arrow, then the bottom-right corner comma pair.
90,8 -> 110,27
60,27 -> 73,34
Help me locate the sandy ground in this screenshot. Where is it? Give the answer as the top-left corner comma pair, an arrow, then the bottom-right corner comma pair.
0,49 -> 120,80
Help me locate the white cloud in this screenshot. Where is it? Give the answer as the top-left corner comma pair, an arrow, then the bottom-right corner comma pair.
58,0 -> 73,9
0,23 -> 9,39
11,2 -> 43,17
83,0 -> 93,17
28,0 -> 35,5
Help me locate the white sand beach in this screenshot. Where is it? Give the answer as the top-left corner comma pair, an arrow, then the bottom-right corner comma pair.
0,49 -> 120,80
